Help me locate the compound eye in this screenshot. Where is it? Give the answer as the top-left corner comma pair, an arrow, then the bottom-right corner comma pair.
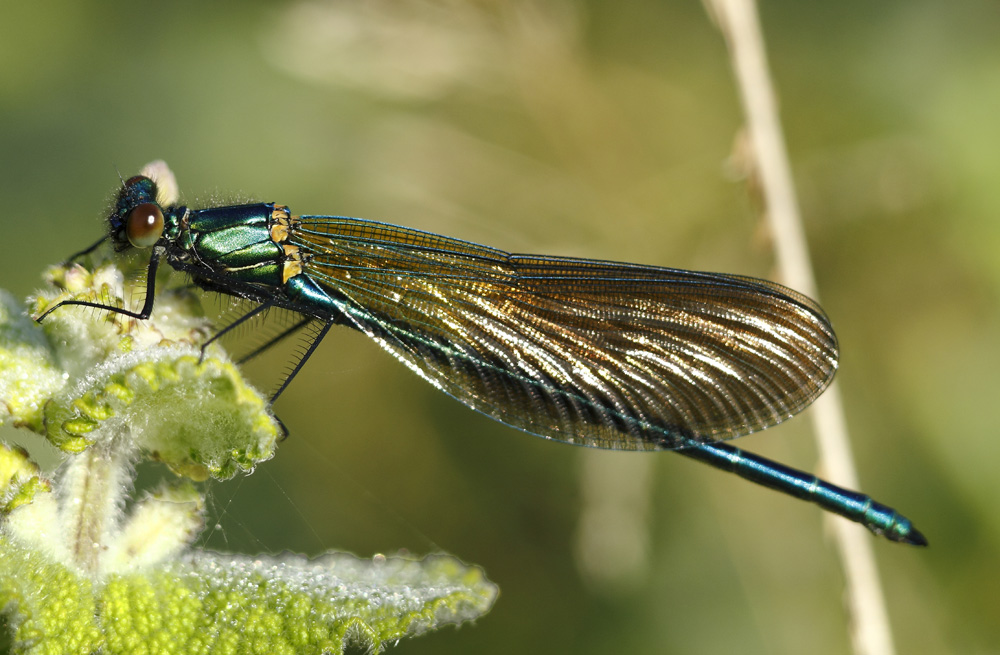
126,203 -> 164,248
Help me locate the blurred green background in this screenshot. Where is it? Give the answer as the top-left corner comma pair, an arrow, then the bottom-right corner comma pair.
1,1 -> 998,653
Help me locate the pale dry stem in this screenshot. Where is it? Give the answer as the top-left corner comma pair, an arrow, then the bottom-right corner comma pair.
704,1 -> 897,654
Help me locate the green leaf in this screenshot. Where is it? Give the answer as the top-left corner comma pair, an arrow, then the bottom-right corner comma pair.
0,444 -> 51,516
0,291 -> 65,433
0,532 -> 497,655
42,347 -> 280,479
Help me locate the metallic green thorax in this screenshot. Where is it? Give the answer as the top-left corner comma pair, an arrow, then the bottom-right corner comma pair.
180,204 -> 284,285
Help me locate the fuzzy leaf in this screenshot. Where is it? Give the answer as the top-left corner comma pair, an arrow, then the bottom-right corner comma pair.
0,533 -> 497,655
5,260 -> 282,478
0,291 -> 65,433
42,346 -> 280,479
0,445 -> 51,516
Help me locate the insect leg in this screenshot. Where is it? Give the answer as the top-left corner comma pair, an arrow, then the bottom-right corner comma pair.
35,249 -> 162,322
236,316 -> 313,365
64,235 -> 108,263
198,301 -> 276,363
269,321 -> 332,404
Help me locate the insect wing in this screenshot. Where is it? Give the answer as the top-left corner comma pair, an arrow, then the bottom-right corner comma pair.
292,217 -> 838,450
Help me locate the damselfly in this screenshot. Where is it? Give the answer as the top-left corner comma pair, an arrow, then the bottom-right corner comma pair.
38,164 -> 925,546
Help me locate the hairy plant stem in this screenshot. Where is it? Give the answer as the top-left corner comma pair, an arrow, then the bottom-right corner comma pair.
60,429 -> 133,576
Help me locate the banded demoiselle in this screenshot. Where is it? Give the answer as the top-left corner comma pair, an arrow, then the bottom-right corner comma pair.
38,164 -> 926,546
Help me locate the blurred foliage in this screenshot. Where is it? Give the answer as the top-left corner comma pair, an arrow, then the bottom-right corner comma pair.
0,0 -> 997,653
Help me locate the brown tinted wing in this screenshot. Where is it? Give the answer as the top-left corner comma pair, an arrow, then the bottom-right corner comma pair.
292,216 -> 838,450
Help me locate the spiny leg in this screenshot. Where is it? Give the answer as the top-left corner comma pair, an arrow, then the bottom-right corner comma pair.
198,301 -> 276,364
237,316 -> 314,365
36,250 -> 162,322
270,321 -> 333,404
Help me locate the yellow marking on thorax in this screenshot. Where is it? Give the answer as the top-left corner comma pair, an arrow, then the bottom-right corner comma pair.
269,205 -> 294,243
282,244 -> 304,283
268,206 -> 305,283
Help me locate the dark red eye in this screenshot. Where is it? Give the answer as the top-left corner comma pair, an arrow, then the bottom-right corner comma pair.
125,203 -> 164,248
